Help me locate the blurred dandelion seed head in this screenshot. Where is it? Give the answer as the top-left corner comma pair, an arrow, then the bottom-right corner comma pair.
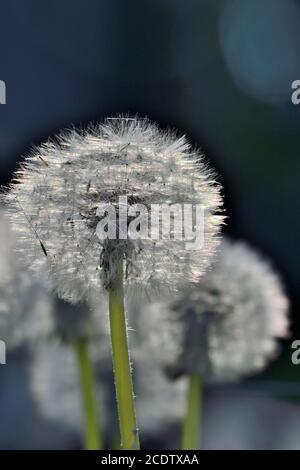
143,239 -> 289,381
30,343 -> 109,437
4,117 -> 223,304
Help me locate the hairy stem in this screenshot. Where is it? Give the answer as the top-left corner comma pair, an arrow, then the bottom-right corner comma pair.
181,374 -> 203,450
73,337 -> 102,450
108,262 -> 140,450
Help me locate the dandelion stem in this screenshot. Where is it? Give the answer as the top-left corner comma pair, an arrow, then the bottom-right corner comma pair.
73,337 -> 102,450
108,262 -> 140,450
181,374 -> 203,450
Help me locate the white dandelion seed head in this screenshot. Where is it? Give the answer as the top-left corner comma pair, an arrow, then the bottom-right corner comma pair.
0,208 -> 54,349
143,239 -> 290,382
4,117 -> 223,304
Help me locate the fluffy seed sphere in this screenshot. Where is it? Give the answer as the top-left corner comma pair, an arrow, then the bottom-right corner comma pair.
143,239 -> 290,381
4,117 -> 223,304
0,207 -> 108,346
0,209 -> 53,349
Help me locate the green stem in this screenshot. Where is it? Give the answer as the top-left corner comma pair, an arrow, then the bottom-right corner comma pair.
73,337 -> 102,450
108,262 -> 140,450
181,374 -> 203,450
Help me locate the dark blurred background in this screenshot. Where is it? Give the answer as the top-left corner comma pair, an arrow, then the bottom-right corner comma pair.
0,0 -> 300,449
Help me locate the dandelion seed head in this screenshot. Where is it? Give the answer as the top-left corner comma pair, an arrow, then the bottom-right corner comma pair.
143,239 -> 290,381
4,117 -> 223,303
